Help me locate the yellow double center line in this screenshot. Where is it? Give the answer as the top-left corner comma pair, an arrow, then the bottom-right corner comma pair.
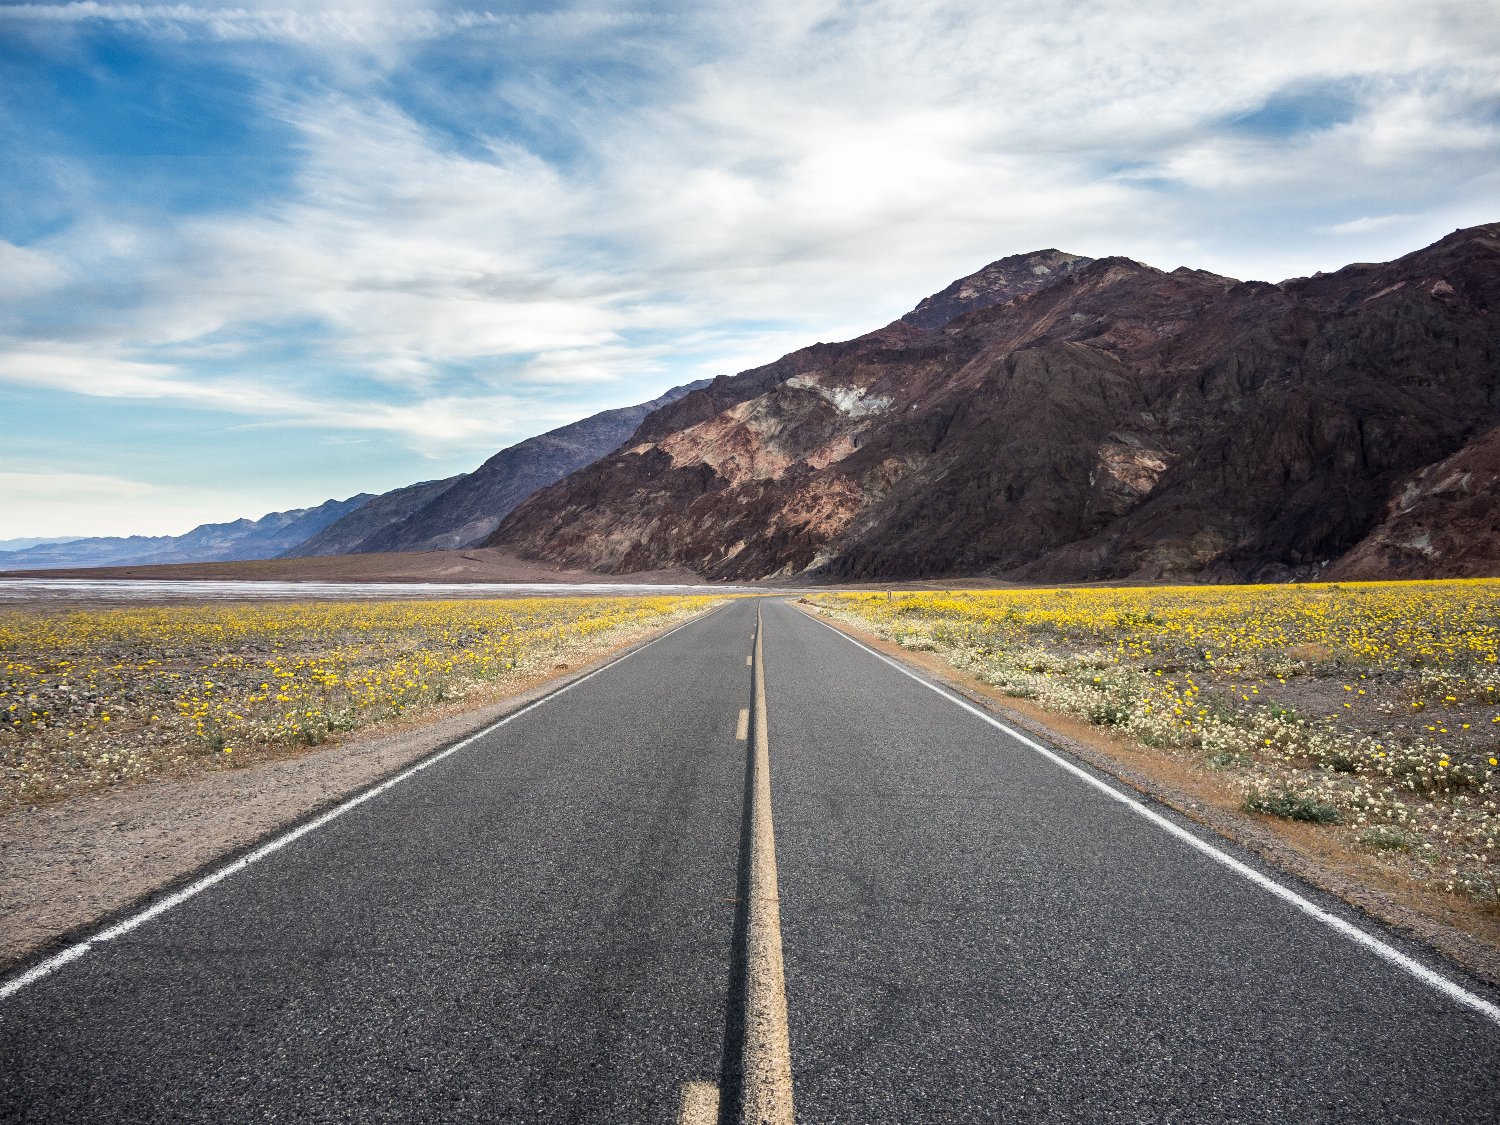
680,605 -> 795,1125
742,605 -> 795,1124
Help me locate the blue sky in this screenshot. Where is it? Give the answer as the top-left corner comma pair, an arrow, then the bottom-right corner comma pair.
2,1 -> 1498,538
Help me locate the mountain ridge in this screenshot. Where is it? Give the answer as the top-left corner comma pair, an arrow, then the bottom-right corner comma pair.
3,380 -> 713,572
0,496 -> 373,571
303,379 -> 711,557
488,223 -> 1500,583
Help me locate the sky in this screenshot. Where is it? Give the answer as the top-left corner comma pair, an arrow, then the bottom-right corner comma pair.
1,1 -> 1498,539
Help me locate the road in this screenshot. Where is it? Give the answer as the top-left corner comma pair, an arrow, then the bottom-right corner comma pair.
3,596 -> 1499,1122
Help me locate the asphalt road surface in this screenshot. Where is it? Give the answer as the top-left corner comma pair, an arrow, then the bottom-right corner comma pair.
4,596 -> 1499,1122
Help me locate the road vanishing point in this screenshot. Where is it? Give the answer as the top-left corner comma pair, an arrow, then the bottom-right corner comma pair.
4,597 -> 1500,1122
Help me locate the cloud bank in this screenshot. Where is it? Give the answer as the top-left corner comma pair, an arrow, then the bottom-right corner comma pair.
2,0 -> 1497,534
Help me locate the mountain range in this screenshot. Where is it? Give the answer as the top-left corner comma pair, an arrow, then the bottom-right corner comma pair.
0,497 -> 372,572
5,225 -> 1497,582
287,382 -> 708,558
0,382 -> 707,573
489,224 -> 1500,582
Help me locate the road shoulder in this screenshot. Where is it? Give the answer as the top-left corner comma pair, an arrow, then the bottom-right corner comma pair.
794,600 -> 1500,988
0,610 -> 717,974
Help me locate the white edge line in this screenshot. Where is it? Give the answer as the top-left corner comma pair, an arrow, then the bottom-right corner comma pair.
803,608 -> 1500,1027
0,608 -> 720,1002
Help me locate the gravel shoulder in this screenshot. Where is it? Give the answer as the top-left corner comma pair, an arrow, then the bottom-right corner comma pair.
0,616 -> 703,972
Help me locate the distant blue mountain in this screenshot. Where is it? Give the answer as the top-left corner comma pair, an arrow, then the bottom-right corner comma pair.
0,536 -> 82,552
0,495 -> 373,571
1,378 -> 713,572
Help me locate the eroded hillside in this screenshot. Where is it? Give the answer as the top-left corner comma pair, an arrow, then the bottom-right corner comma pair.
491,229 -> 1500,582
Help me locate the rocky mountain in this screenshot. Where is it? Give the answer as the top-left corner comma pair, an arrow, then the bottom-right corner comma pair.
0,536 -> 82,552
284,380 -> 710,557
2,380 -> 710,574
285,476 -> 462,557
1325,423 -> 1500,580
0,495 -> 373,571
901,249 -> 1092,330
490,224 -> 1500,582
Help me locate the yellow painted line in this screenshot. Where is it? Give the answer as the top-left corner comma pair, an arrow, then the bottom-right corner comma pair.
743,604 -> 795,1124
677,1080 -> 720,1125
735,707 -> 749,741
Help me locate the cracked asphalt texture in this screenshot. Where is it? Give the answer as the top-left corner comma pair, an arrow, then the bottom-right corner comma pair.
4,596 -> 1500,1122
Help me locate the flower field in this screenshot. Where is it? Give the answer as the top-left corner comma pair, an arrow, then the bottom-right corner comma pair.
1,595 -> 722,810
810,580 -> 1499,905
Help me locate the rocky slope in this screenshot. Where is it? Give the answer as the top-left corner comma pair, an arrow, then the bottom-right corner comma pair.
0,496 -> 373,571
901,249 -> 1093,330
283,477 -> 462,558
490,224 -> 1500,582
1325,424 -> 1500,580
284,380 -> 710,557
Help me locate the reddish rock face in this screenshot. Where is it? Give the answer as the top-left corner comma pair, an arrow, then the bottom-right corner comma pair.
490,224 -> 1500,582
1324,424 -> 1500,580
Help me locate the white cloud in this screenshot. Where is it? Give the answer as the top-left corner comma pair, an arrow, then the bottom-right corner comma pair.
4,0 -> 1500,534
0,3 -> 513,43
0,471 -> 156,538
0,470 -> 336,538
1324,213 -> 1414,236
0,470 -> 156,499
0,242 -> 71,299
0,343 -> 557,453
